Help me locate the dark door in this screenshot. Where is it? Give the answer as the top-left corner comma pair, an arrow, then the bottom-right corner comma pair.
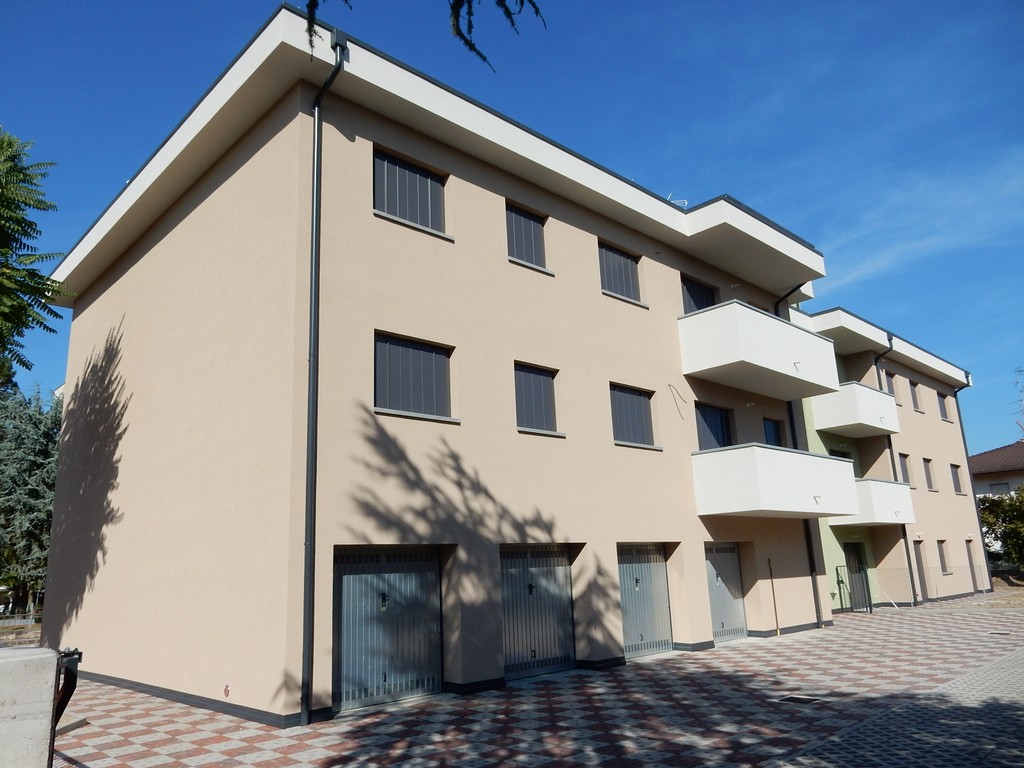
913,540 -> 930,601
839,542 -> 872,612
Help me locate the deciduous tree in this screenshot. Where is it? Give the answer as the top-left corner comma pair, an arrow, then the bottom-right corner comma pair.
979,485 -> 1024,569
0,128 -> 68,386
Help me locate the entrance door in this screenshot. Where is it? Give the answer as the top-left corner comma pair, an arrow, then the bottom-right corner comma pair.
334,546 -> 442,711
500,544 -> 575,680
617,544 -> 673,659
705,544 -> 746,643
840,542 -> 872,612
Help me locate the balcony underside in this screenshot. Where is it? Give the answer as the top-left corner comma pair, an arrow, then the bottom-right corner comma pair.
692,444 -> 858,519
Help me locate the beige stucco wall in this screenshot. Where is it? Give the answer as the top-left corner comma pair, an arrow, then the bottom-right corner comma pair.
48,84 -> 841,719
44,87 -> 311,716
808,351 -> 988,611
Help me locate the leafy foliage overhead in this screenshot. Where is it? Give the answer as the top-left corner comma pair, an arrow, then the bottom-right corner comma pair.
0,128 -> 69,381
304,0 -> 544,68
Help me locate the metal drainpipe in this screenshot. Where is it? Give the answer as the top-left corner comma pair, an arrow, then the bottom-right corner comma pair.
954,375 -> 991,592
873,334 -> 919,605
773,284 -> 824,629
302,30 -> 345,727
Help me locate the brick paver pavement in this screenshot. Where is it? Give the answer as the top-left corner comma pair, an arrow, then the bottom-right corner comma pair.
52,596 -> 1024,767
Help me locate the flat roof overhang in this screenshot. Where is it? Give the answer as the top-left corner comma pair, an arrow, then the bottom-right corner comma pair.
54,6 -> 825,304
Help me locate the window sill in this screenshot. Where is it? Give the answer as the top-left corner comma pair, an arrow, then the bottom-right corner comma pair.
941,417 -> 954,424
517,427 -> 566,439
927,488 -> 939,493
373,210 -> 454,242
955,491 -> 969,496
614,440 -> 663,452
941,570 -> 954,576
914,408 -> 925,414
373,407 -> 461,425
601,290 -> 649,309
508,257 -> 554,277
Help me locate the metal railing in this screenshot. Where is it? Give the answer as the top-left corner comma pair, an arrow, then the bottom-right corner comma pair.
0,611 -> 43,647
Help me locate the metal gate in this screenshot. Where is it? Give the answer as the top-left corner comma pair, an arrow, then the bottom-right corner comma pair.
500,544 -> 575,680
334,546 -> 442,711
617,544 -> 673,659
705,543 -> 747,643
838,543 -> 872,612
836,566 -> 872,612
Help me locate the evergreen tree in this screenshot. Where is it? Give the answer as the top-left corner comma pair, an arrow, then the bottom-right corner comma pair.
0,385 -> 61,612
0,128 -> 69,387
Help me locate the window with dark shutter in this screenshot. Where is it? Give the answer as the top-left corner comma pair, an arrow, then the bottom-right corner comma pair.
374,333 -> 451,417
610,384 -> 655,446
506,205 -> 546,269
515,363 -> 557,432
373,150 -> 445,232
599,243 -> 641,302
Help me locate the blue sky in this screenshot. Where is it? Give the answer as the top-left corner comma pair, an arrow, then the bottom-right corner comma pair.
2,1 -> 1022,453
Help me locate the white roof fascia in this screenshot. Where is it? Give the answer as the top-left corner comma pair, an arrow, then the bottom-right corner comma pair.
52,10 -> 330,298
55,7 -> 825,303
800,308 -> 970,388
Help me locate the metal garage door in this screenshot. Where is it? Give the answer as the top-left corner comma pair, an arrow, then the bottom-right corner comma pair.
500,544 -> 575,680
334,546 -> 442,711
705,543 -> 747,643
618,543 -> 673,659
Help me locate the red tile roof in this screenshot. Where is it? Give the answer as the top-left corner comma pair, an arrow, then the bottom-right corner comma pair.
969,440 -> 1024,475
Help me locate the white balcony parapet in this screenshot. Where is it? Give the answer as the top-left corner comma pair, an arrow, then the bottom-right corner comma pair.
692,443 -> 858,519
810,381 -> 900,438
679,301 -> 839,401
829,478 -> 916,527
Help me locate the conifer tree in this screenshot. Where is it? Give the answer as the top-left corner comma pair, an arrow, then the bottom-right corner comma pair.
0,385 -> 61,613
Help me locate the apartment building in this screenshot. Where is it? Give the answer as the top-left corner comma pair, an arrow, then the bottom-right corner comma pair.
42,7 -> 986,726
798,309 -> 988,609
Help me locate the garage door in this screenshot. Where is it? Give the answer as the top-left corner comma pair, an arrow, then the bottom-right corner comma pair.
705,543 -> 747,643
618,543 -> 673,659
334,546 -> 442,711
500,544 -> 575,680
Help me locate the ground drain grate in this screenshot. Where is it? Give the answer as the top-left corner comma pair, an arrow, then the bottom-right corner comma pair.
987,631 -> 1011,636
777,695 -> 822,704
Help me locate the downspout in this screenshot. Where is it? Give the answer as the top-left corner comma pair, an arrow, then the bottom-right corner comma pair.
774,284 -> 824,629
873,334 -> 919,605
954,374 -> 991,592
302,30 -> 345,727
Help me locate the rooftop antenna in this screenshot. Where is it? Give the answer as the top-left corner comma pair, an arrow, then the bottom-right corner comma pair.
1016,368 -> 1024,439
667,193 -> 688,209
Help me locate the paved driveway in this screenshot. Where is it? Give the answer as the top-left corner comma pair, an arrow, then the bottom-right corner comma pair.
54,600 -> 1024,767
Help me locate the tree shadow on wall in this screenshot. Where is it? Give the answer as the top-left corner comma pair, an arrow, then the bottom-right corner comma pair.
319,406 -> 622,728
41,325 -> 129,650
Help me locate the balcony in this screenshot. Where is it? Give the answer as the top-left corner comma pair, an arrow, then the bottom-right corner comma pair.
691,444 -> 858,519
829,478 -> 916,527
678,301 -> 839,401
809,382 -> 900,438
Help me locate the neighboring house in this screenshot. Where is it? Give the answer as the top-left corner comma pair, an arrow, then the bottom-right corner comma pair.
797,310 -> 987,610
41,7 -> 989,727
969,441 -> 1024,496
